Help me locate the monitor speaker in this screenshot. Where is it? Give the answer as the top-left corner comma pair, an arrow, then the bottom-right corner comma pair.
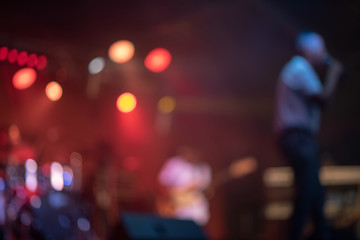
109,212 -> 207,240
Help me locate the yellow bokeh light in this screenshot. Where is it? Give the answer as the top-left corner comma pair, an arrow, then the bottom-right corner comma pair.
45,81 -> 63,102
158,96 -> 176,114
108,40 -> 135,64
116,92 -> 137,113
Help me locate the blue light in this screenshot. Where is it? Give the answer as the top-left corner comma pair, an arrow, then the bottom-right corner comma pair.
63,171 -> 73,186
0,177 -> 5,191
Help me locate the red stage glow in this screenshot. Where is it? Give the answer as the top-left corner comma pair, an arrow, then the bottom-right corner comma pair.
27,53 -> 37,67
116,92 -> 137,113
45,81 -> 63,101
8,49 -> 18,63
122,156 -> 140,171
144,48 -> 172,72
36,55 -> 48,70
12,68 -> 37,90
0,47 -> 8,61
17,51 -> 28,66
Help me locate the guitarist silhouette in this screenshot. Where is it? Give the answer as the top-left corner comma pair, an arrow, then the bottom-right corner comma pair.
156,145 -> 257,226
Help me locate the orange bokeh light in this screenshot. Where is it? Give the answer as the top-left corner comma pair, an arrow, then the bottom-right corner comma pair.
116,92 -> 137,113
12,68 -> 37,90
144,48 -> 172,73
45,81 -> 63,101
108,40 -> 135,64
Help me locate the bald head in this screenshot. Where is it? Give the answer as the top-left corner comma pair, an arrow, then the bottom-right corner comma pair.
296,31 -> 328,65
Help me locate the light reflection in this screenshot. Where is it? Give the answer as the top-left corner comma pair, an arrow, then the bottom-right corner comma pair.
20,212 -> 32,226
30,195 -> 41,209
88,57 -> 105,74
63,166 -> 73,186
25,159 -> 37,173
51,162 -> 64,191
25,158 -> 38,192
25,174 -> 37,192
77,217 -> 90,231
0,178 -> 5,191
58,214 -> 71,229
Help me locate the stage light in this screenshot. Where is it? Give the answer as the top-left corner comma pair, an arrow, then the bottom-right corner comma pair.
7,207 -> 17,221
88,57 -> 105,74
30,195 -> 41,209
25,158 -> 37,174
144,48 -> 172,72
36,55 -> 48,70
0,177 -> 5,192
51,162 -> 64,191
158,96 -> 176,114
45,81 -> 63,101
12,68 -> 37,90
27,53 -> 37,67
25,174 -> 37,192
25,159 -> 38,192
108,40 -> 135,64
0,47 -> 8,61
17,51 -> 28,66
20,212 -> 32,226
62,166 -> 73,186
58,215 -> 71,229
116,92 -> 137,113
77,218 -> 90,231
8,49 -> 18,64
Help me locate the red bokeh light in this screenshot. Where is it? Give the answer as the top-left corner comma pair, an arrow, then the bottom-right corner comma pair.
12,68 -> 37,90
116,92 -> 137,113
17,51 -> 28,66
8,49 -> 18,64
0,47 -> 8,61
36,55 -> 48,70
144,48 -> 172,73
27,53 -> 38,67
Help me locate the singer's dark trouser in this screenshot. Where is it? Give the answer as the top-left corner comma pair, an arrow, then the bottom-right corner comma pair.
278,128 -> 330,240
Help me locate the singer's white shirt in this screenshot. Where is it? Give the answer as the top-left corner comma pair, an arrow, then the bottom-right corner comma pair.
274,56 -> 323,134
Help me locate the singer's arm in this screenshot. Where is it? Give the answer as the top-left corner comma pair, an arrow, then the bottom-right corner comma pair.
321,58 -> 343,100
309,57 -> 343,106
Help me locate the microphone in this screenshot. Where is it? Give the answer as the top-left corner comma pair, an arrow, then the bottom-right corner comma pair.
325,54 -> 349,83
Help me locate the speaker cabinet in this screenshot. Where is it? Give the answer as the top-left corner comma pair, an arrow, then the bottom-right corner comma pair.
111,212 -> 207,240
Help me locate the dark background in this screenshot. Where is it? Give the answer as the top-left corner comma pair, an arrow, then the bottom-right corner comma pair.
1,0 -> 359,239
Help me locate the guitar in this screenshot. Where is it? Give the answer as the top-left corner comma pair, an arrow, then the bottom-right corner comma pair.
155,156 -> 258,218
